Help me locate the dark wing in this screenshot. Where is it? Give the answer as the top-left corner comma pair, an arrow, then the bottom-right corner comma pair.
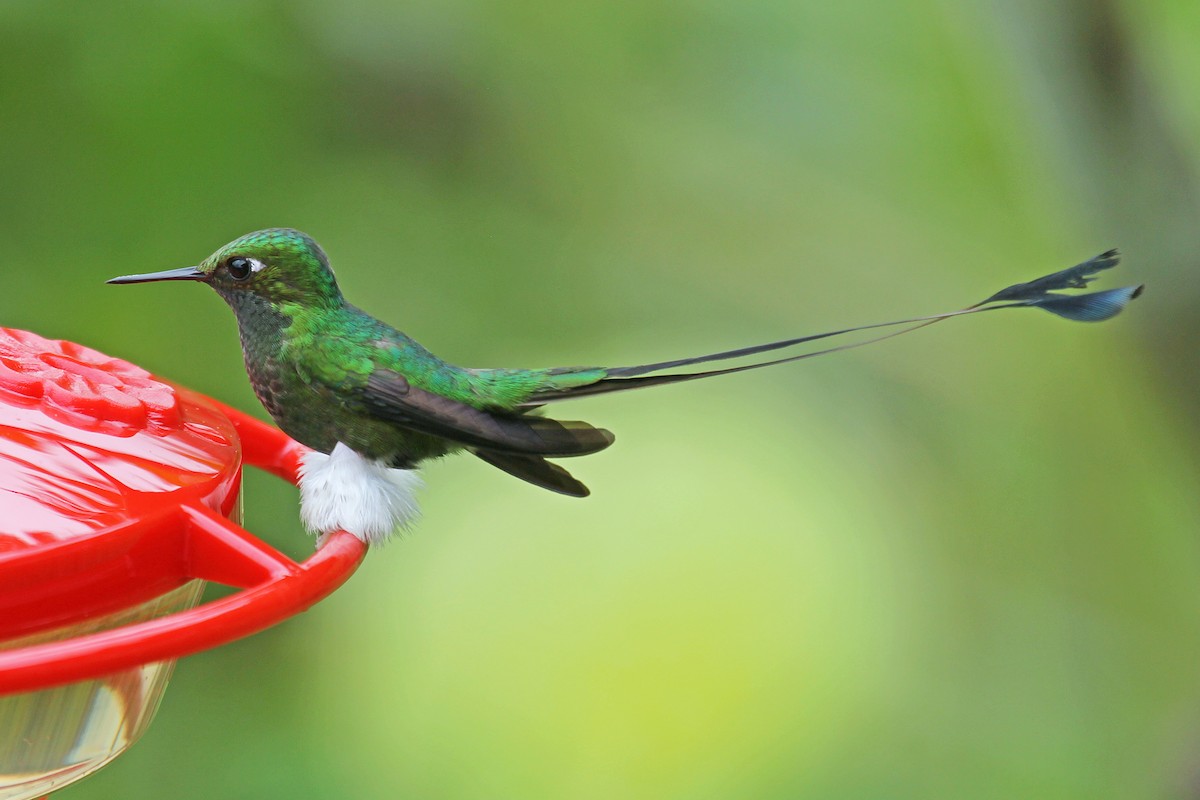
472,450 -> 591,496
360,371 -> 614,457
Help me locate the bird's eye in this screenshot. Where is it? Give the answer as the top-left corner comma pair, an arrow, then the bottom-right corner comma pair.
226,257 -> 253,280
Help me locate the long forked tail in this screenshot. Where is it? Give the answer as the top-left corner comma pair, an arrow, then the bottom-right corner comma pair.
522,250 -> 1143,405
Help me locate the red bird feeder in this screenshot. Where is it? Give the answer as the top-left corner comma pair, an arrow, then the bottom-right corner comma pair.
0,329 -> 366,799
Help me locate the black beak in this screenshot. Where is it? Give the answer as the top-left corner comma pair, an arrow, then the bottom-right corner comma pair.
107,266 -> 207,285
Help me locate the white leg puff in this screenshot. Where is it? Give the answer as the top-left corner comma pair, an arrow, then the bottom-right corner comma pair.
297,442 -> 423,545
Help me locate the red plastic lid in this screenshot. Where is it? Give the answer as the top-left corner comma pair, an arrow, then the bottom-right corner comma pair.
0,329 -> 366,694
0,328 -> 241,638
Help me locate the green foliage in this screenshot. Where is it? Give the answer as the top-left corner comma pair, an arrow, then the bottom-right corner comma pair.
1,1 -> 1194,798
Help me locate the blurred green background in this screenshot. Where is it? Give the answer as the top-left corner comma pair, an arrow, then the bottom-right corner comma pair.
2,0 -> 1197,797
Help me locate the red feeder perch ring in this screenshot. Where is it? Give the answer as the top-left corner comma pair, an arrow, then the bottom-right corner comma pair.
0,407 -> 367,695
0,329 -> 366,797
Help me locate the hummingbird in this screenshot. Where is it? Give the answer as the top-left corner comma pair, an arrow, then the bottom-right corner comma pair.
108,228 -> 1143,544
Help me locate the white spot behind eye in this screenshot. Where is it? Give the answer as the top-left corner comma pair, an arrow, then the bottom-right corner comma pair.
249,257 -> 267,273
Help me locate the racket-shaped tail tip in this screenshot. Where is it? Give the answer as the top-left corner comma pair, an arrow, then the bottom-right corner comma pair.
981,249 -> 1123,304
1031,284 -> 1144,322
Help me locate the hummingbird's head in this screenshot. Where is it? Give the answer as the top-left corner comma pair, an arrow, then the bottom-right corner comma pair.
108,228 -> 345,311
